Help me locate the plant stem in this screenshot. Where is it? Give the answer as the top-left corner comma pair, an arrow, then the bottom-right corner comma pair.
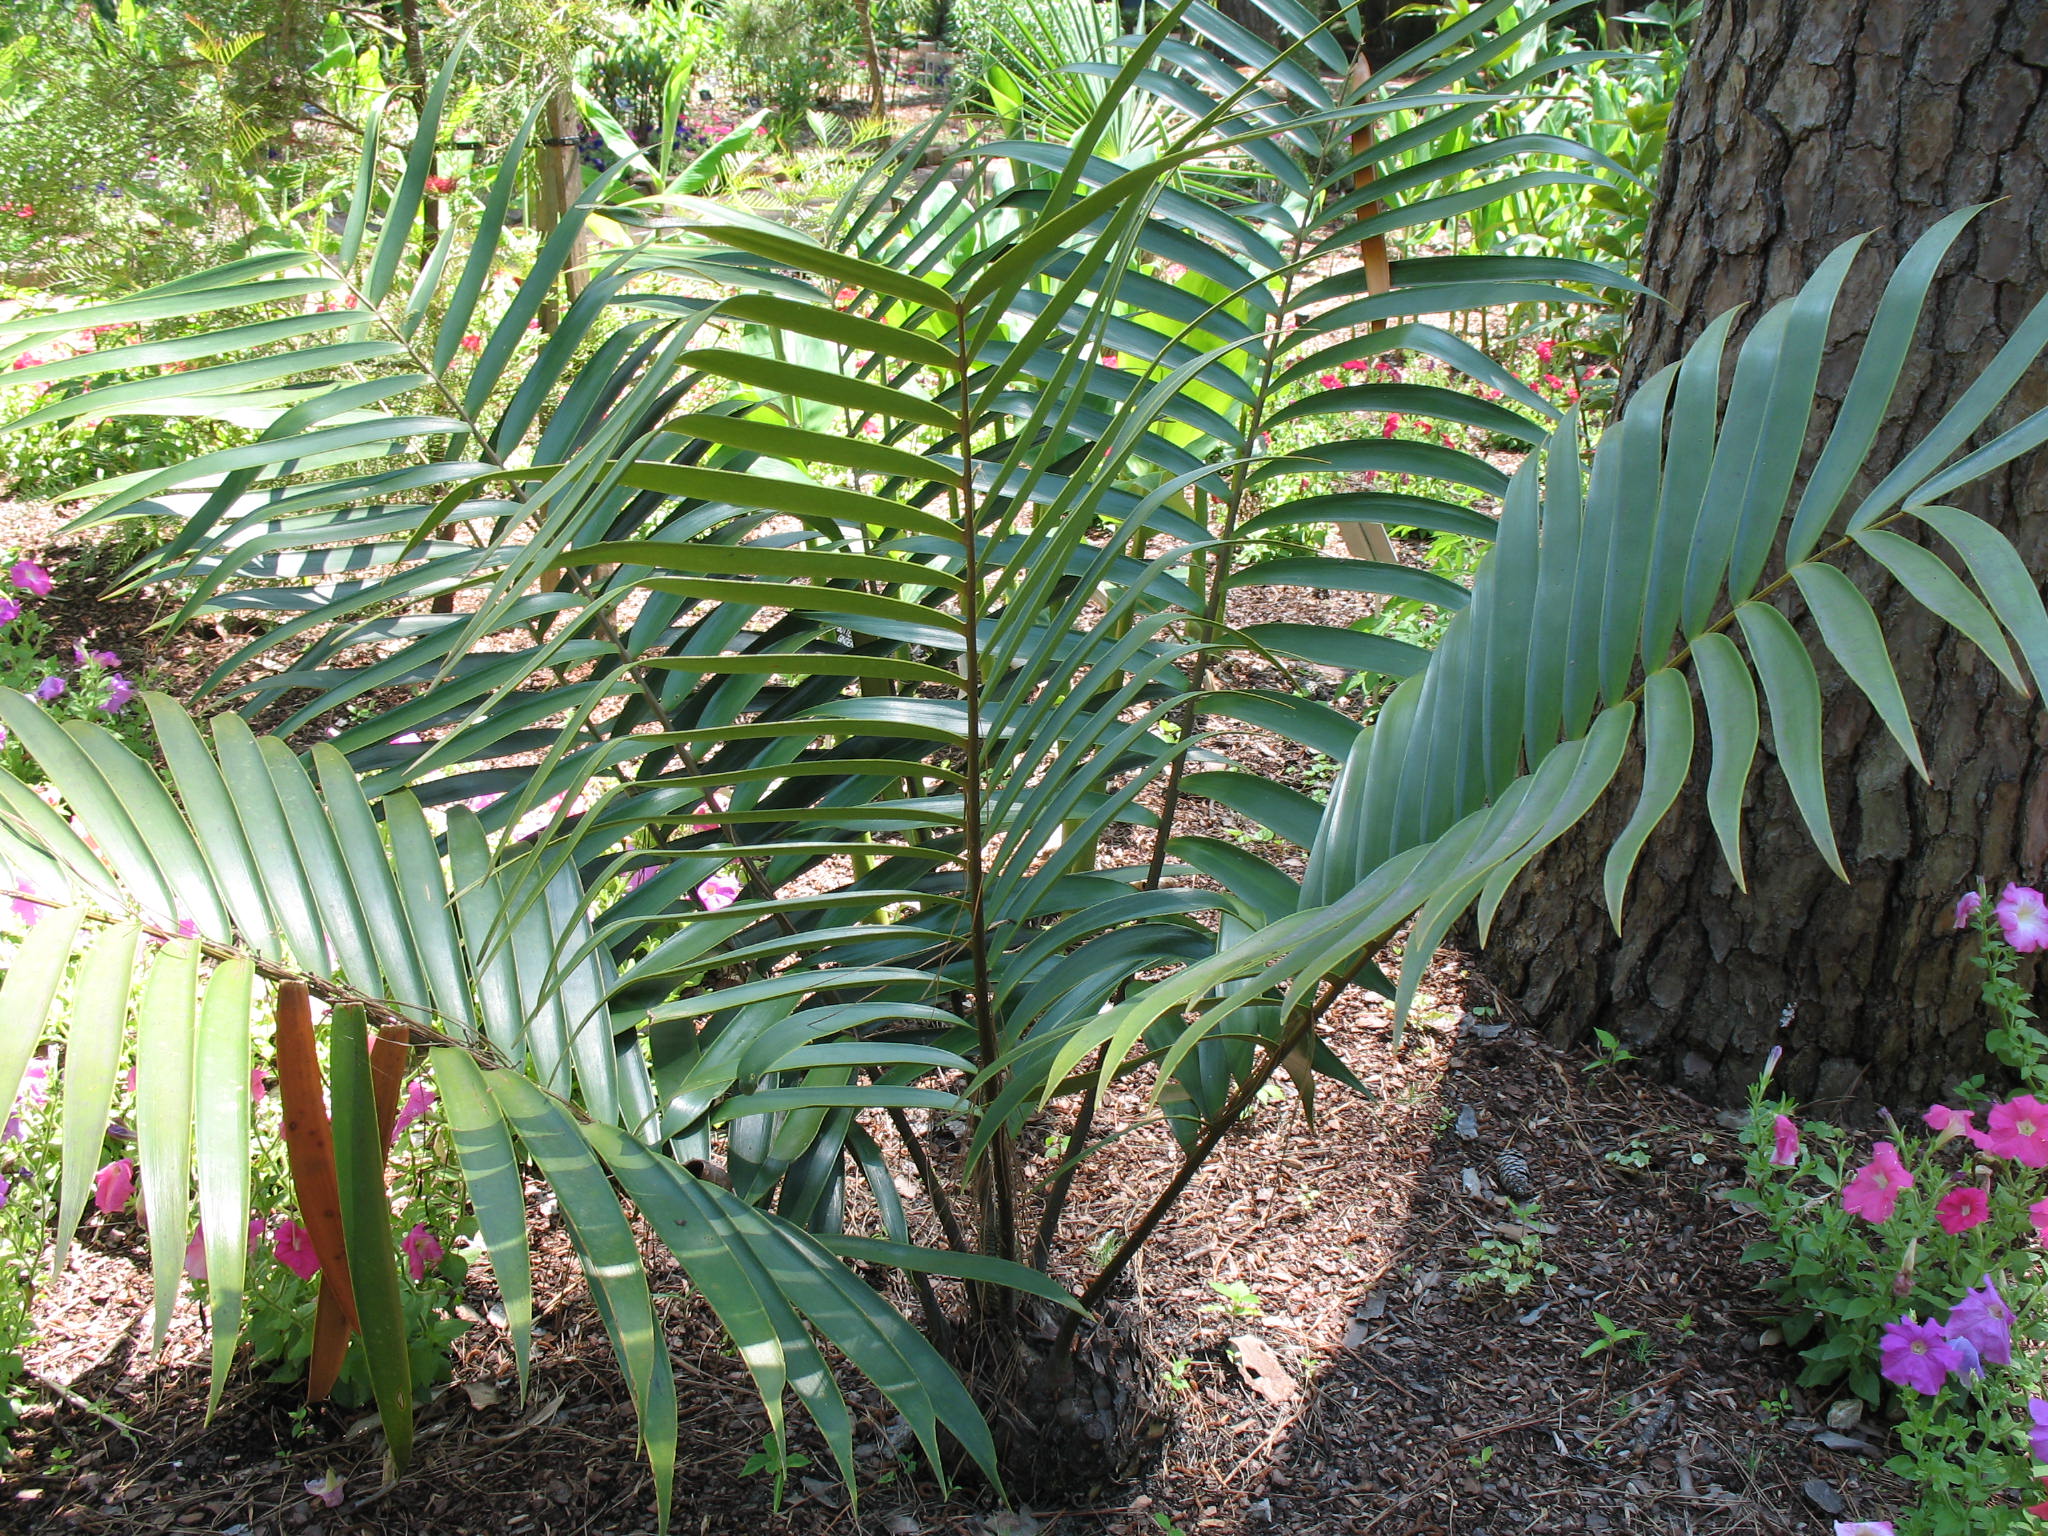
885,1105 -> 971,1255
1062,948 -> 1373,1339
951,306 -> 1020,1268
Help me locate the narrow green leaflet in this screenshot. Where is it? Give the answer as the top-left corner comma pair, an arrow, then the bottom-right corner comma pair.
195,956 -> 254,1416
1690,632 -> 1759,890
330,1004 -> 415,1467
484,1069 -> 677,1528
136,941 -> 201,1353
1601,670 -> 1694,929
1734,601 -> 1844,879
0,908 -> 84,1111
52,923 -> 138,1280
432,1049 -> 536,1393
1792,562 -> 1927,777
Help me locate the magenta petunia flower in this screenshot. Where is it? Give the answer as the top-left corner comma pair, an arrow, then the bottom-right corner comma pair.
697,871 -> 742,910
1936,1186 -> 1991,1234
274,1217 -> 321,1280
184,1223 -> 207,1281
1317,372 -> 1340,388
1842,1141 -> 1914,1223
401,1223 -> 444,1282
0,596 -> 17,626
1879,1314 -> 1961,1395
391,1080 -> 435,1142
1955,890 -> 1983,928
18,1057 -> 48,1107
1982,1095 -> 2048,1167
2030,1197 -> 2048,1239
250,1067 -> 267,1103
92,1157 -> 135,1214
1947,1278 -> 2014,1366
1996,883 -> 2048,952
1770,1114 -> 1800,1167
8,560 -> 51,596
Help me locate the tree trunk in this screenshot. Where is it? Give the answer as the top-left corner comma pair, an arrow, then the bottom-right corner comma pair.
1479,0 -> 2048,1116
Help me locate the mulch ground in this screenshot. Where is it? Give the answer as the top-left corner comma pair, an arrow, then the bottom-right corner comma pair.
0,511 -> 1907,1535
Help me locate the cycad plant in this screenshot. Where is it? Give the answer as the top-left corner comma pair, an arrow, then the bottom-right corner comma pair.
3,1 -> 2047,1525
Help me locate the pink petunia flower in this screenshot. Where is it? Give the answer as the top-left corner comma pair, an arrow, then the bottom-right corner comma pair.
1955,890 -> 1983,928
401,1223 -> 444,1282
185,1224 -> 208,1281
1770,1114 -> 1800,1167
9,560 -> 52,596
424,174 -> 458,195
251,1067 -> 268,1103
1996,883 -> 2048,952
697,871 -> 743,910
274,1217 -> 321,1280
1935,1186 -> 1990,1234
2030,1196 -> 2048,1240
1534,339 -> 1555,362
1318,372 -> 1341,389
1834,1521 -> 1896,1535
460,334 -> 483,354
1381,414 -> 1402,439
1340,357 -> 1369,372
1842,1141 -> 1914,1223
1924,1102 -> 1976,1136
391,1080 -> 435,1142
1982,1095 -> 2048,1167
305,1469 -> 346,1508
93,1157 -> 135,1214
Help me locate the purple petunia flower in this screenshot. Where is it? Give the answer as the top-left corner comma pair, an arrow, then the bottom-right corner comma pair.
1880,1314 -> 1962,1396
0,596 -> 18,626
1947,1278 -> 2015,1366
2028,1397 -> 2048,1464
101,674 -> 134,712
32,675 -> 64,702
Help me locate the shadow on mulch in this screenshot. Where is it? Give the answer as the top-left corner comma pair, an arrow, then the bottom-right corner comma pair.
4,956 -> 1911,1536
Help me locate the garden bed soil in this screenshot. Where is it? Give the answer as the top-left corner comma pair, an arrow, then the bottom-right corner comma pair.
8,965 -> 1901,1536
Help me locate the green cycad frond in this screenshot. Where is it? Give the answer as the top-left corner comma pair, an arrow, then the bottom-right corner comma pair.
1059,211 -> 2048,1103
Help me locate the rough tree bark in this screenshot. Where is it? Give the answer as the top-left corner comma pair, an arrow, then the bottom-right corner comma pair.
1479,0 -> 2048,1114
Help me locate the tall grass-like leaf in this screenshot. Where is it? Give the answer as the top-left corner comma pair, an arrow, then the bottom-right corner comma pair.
135,941 -> 200,1352
484,1069 -> 677,1528
51,924 -> 138,1279
430,1049 -> 535,1395
0,908 -> 83,1111
329,1004 -> 414,1468
195,956 -> 254,1415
